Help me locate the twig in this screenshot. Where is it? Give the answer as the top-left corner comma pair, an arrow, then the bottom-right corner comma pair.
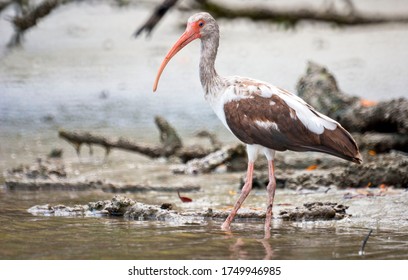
359,229 -> 373,256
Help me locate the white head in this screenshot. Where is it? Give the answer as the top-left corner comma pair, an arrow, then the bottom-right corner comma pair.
153,12 -> 219,92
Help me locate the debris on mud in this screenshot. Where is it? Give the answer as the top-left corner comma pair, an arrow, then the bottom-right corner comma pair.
6,158 -> 67,181
331,152 -> 408,188
5,158 -> 200,192
27,196 -> 350,223
244,151 -> 408,190
5,179 -> 200,192
279,202 -> 349,221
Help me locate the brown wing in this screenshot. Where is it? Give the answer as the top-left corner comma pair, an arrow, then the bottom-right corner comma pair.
224,94 -> 362,164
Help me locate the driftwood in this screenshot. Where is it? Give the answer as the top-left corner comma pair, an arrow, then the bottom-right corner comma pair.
27,195 -> 350,223
59,116 -> 215,161
194,0 -> 408,26
297,61 -> 408,153
172,143 -> 246,174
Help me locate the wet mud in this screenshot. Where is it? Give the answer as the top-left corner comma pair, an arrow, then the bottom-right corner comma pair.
28,195 -> 350,223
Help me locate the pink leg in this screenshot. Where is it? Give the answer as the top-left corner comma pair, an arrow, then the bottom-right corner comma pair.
264,160 -> 276,239
221,161 -> 254,231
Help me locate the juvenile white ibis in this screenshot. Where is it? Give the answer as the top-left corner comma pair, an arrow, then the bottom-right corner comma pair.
153,12 -> 362,238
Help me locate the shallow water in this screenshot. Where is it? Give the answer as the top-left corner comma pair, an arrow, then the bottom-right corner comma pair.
1,185 -> 408,259
1,1 -> 408,259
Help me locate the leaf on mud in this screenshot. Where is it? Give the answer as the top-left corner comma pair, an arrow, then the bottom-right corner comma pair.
360,98 -> 378,107
368,150 -> 377,156
306,164 -> 318,171
177,191 -> 192,203
228,190 -> 237,195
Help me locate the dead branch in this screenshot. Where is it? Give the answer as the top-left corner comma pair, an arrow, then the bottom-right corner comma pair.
0,0 -> 13,12
154,115 -> 182,154
194,0 -> 408,26
195,129 -> 222,150
12,0 -> 60,31
59,116 -> 216,161
59,129 -> 171,158
134,0 -> 178,38
7,0 -> 72,47
58,115 -> 183,158
172,143 -> 246,174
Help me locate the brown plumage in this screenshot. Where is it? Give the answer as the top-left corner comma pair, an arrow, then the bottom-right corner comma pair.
224,94 -> 362,164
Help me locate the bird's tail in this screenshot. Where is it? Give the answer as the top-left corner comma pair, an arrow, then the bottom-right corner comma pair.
313,125 -> 362,164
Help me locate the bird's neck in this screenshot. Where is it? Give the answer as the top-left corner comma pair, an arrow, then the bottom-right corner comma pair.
199,36 -> 222,96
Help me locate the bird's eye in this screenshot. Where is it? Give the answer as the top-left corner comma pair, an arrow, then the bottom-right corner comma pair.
198,21 -> 205,27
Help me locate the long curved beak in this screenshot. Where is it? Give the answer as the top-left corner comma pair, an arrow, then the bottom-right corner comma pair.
153,25 -> 200,92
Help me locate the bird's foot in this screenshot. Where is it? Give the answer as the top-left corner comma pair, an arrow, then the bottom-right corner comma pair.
221,221 -> 231,231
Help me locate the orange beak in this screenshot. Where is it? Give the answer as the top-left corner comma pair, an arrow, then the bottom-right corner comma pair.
153,23 -> 201,92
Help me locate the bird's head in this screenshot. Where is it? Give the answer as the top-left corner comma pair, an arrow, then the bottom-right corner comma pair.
153,12 -> 217,92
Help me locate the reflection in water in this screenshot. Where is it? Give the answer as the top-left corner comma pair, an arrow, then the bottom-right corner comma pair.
230,238 -> 249,259
259,239 -> 274,260
227,237 -> 274,260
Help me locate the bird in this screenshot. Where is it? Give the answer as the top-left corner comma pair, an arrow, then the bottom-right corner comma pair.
153,12 -> 362,238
